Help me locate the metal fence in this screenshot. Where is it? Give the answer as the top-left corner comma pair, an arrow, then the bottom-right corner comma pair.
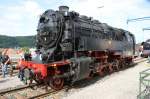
137,68 -> 150,99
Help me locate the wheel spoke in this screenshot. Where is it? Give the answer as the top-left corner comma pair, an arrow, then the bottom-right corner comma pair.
50,78 -> 64,90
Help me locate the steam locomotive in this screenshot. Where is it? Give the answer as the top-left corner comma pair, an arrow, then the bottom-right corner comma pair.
18,6 -> 135,90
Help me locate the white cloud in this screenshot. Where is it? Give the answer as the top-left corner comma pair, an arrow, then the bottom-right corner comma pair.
0,0 -> 150,43
0,0 -> 43,36
23,0 -> 43,17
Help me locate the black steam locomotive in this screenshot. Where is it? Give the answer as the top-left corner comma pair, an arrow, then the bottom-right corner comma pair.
19,6 -> 135,90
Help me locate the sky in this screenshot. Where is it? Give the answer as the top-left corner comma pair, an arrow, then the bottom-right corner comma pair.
0,0 -> 150,43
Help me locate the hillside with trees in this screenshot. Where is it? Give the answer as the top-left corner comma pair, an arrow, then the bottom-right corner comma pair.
0,35 -> 36,48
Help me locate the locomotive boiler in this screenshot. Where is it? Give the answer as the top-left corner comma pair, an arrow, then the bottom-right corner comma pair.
18,6 -> 136,90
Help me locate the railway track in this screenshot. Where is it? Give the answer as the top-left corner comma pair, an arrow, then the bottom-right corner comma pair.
28,87 -> 68,99
0,83 -> 38,99
0,57 -> 147,99
0,82 -> 68,99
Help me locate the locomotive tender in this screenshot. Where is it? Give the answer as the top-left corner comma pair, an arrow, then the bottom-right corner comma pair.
18,6 -> 136,90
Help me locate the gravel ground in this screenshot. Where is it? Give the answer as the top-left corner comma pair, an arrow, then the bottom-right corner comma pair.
63,60 -> 150,99
0,75 -> 24,90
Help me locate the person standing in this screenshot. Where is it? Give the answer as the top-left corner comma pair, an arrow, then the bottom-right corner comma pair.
0,52 -> 2,70
1,54 -> 10,78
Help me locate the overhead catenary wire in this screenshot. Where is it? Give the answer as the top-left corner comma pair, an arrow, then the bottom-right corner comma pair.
127,16 -> 150,24
143,27 -> 150,31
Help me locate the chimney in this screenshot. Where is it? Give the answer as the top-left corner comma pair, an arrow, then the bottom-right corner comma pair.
59,6 -> 69,12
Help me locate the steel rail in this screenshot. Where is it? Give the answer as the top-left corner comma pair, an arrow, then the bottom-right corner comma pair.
28,87 -> 68,99
0,83 -> 37,95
